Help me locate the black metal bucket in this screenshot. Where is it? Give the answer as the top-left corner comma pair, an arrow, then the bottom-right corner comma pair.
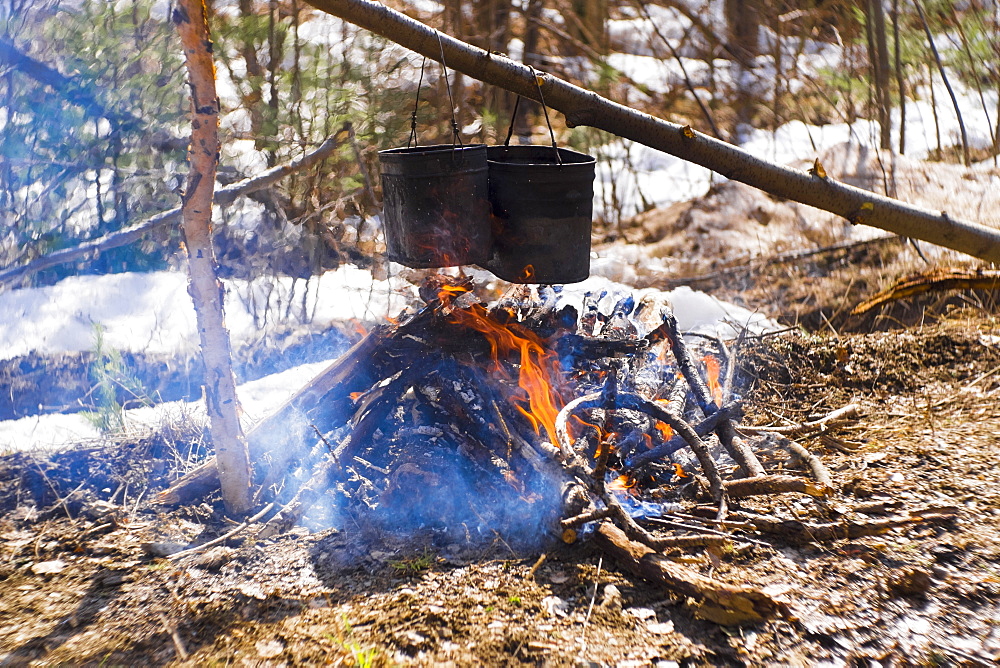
483,145 -> 596,284
379,144 -> 491,268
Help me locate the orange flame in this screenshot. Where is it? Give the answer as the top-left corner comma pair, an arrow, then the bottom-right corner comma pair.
570,414 -> 603,440
438,282 -> 471,304
518,265 -> 535,282
703,354 -> 723,407
450,304 -> 564,444
608,473 -> 637,491
595,431 -> 616,460
642,433 -> 654,450
672,462 -> 690,479
654,420 -> 673,441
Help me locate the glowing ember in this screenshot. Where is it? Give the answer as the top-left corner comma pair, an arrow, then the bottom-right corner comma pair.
450,303 -> 564,445
703,354 -> 723,407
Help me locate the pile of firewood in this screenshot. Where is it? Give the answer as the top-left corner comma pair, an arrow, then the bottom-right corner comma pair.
157,276 -> 956,624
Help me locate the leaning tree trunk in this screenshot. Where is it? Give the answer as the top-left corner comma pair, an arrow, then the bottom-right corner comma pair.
174,0 -> 252,516
303,0 -> 1000,264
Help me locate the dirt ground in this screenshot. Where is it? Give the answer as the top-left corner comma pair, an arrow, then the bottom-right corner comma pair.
5,157 -> 1000,668
3,281 -> 1000,666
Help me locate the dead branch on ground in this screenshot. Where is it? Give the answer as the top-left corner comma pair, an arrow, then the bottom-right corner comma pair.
852,267 -> 1000,314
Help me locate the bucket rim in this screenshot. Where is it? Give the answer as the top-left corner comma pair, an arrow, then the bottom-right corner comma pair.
486,144 -> 595,166
379,143 -> 486,158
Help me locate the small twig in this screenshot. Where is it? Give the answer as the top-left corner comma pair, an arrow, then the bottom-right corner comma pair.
722,507 -> 958,544
722,474 -> 832,499
312,424 -> 336,455
741,404 -> 861,437
779,439 -> 834,488
168,502 -> 276,560
527,553 -> 547,580
561,507 -> 613,530
720,334 -> 741,403
29,455 -> 79,520
818,434 -> 863,453
584,556 -> 603,626
128,485 -> 147,522
644,516 -> 772,547
646,534 -> 731,549
158,613 -> 189,660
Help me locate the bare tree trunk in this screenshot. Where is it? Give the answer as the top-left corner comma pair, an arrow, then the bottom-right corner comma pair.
174,0 -> 252,516
724,0 -> 759,136
864,0 -> 892,150
237,0 -> 268,142
565,0 -> 607,55
913,0 -> 970,166
892,0 -> 906,154
303,0 -> 1000,263
515,0 -> 545,142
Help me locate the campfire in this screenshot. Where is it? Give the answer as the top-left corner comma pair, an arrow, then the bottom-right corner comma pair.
157,274 -> 957,623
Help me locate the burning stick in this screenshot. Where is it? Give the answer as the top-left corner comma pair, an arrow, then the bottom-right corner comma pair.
624,399 -> 743,470
156,305 -> 445,507
555,391 -> 728,518
646,309 -> 766,479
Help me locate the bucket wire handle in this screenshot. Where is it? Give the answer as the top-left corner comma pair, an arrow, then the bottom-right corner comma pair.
500,71 -> 563,165
436,33 -> 463,147
532,69 -> 562,164
407,57 -> 428,149
503,95 -> 520,146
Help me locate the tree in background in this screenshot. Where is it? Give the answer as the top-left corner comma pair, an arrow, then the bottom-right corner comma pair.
0,0 -> 188,280
3,0 -> 1000,282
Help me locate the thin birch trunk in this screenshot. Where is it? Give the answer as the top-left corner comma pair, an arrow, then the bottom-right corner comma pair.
174,0 -> 252,516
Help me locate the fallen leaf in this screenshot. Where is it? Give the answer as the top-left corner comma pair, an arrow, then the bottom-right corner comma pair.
255,638 -> 284,659
646,620 -> 675,635
31,560 -> 67,575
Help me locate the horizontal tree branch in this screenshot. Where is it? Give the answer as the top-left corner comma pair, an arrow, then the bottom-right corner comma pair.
305,0 -> 1000,264
0,37 -> 139,129
0,129 -> 346,289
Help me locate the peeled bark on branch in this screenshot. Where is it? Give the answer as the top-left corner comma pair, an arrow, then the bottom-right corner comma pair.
174,0 -> 252,516
304,0 -> 1000,264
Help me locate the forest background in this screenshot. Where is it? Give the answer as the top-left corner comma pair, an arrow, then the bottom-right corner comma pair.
4,0 -> 999,295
